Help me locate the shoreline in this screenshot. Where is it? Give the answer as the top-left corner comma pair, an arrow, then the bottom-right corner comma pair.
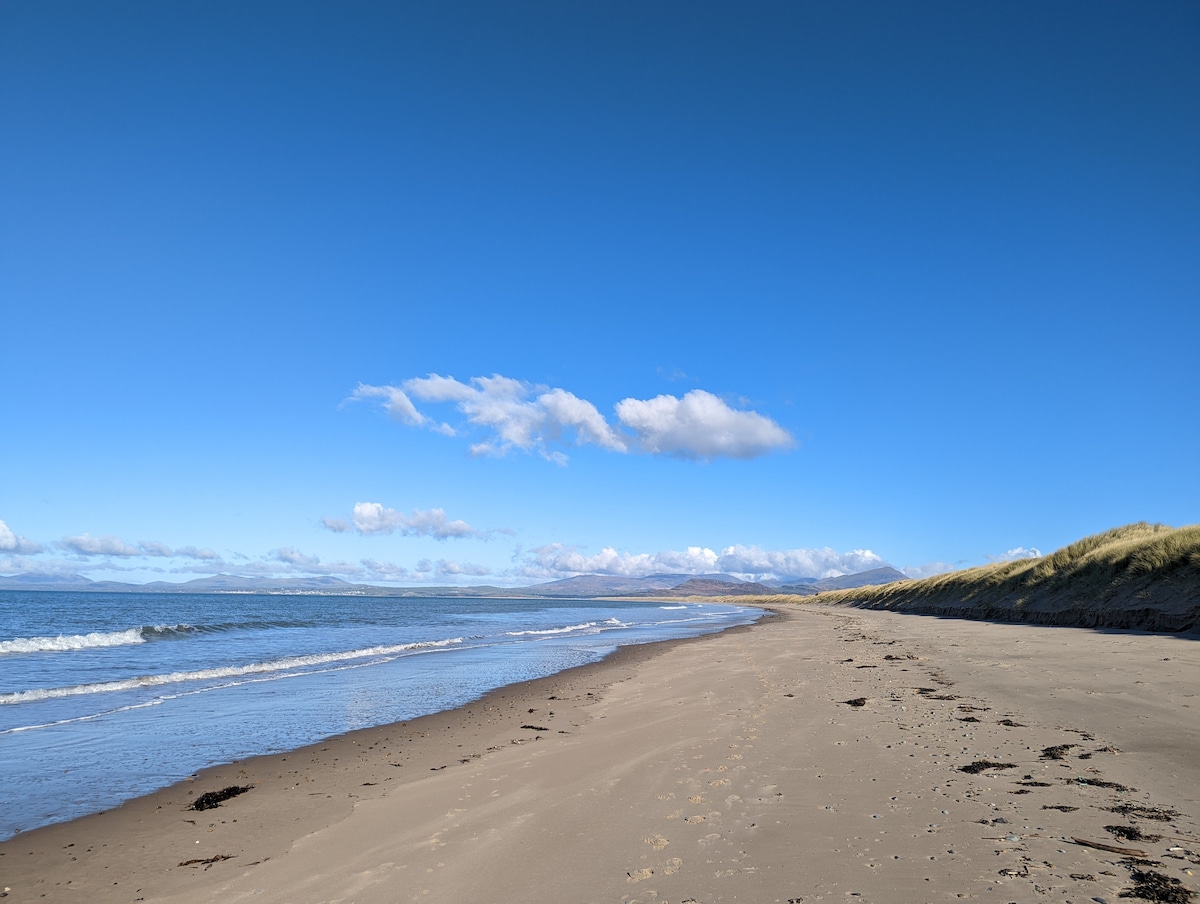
2,606 -> 1196,903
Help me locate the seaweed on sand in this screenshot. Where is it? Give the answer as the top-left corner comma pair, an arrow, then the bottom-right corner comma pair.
189,785 -> 252,811
1119,868 -> 1195,903
960,760 -> 1018,774
1040,744 -> 1076,760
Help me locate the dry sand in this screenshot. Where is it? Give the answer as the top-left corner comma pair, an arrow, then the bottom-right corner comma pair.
2,606 -> 1197,904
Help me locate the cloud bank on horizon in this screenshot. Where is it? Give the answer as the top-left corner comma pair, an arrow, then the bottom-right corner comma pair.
2,513 -> 972,586
349,375 -> 795,463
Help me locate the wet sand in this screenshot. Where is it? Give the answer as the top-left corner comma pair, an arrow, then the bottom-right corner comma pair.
2,606 -> 1196,903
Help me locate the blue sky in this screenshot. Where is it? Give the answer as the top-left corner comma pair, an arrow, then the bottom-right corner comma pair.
2,1 -> 1197,587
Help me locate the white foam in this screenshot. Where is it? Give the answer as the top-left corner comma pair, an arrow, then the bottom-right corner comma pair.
0,637 -> 463,705
0,628 -> 145,655
505,621 -> 599,636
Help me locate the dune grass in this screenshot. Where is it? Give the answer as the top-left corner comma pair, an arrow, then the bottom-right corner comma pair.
735,522 -> 1200,632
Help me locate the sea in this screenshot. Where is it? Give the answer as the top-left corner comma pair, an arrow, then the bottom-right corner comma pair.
0,589 -> 761,841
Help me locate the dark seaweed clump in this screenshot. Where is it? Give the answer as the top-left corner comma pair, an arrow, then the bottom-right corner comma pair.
1119,869 -> 1195,903
1108,825 -> 1164,843
843,697 -> 867,707
1041,744 -> 1076,760
1110,804 -> 1180,822
190,785 -> 252,811
960,760 -> 1017,774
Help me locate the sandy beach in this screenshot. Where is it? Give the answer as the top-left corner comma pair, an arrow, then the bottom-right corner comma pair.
2,605 -> 1196,904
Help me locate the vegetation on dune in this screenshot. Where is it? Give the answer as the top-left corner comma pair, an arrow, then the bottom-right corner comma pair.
735,522 -> 1200,632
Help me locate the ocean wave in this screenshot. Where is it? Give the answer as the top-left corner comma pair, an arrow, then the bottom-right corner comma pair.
0,628 -> 147,655
504,617 -> 625,637
0,620 -> 324,656
0,637 -> 464,705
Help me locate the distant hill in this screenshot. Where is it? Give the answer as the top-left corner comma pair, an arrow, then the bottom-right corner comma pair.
0,573 -> 357,593
525,573 -> 698,597
665,578 -> 774,596
776,566 -> 909,595
759,523 -> 1200,633
0,572 -> 94,588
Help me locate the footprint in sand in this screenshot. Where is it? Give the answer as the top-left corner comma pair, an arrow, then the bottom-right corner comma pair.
626,867 -> 654,883
689,795 -> 706,804
644,833 -> 670,851
709,778 -> 730,787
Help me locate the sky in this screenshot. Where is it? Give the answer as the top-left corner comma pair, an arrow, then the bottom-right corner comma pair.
1,1 -> 1197,588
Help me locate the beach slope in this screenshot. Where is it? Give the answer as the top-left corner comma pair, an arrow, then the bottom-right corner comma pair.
2,607 -> 1196,903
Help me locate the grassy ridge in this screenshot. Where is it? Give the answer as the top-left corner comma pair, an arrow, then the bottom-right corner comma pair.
740,522 -> 1200,632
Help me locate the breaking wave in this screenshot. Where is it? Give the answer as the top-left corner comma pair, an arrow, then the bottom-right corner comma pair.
0,637 -> 463,705
505,618 -> 624,637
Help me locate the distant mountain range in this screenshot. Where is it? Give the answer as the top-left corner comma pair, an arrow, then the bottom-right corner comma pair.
0,567 -> 910,598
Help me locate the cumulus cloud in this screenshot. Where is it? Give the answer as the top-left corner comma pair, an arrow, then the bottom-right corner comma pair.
411,557 -> 492,578
615,390 -> 794,459
349,375 -> 793,463
268,547 -> 366,577
519,543 -> 883,582
347,383 -> 427,426
404,374 -> 626,462
901,561 -> 960,580
54,533 -> 224,561
987,546 -> 1043,563
435,560 -> 492,577
0,519 -> 44,555
175,545 -> 220,560
714,545 -> 884,581
60,533 -> 143,557
360,559 -> 408,578
323,502 -> 485,539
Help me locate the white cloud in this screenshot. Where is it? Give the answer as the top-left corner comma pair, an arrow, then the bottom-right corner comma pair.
335,502 -> 484,539
714,545 -> 884,581
53,533 -> 224,561
61,533 -> 143,557
175,545 -> 220,560
615,390 -> 793,460
403,374 -> 626,462
518,543 -> 881,582
269,547 -> 366,577
987,546 -> 1043,563
901,561 -> 960,580
347,383 -> 427,426
272,546 -> 322,568
360,559 -> 408,578
350,375 -> 793,463
435,560 -> 492,577
0,519 -> 43,555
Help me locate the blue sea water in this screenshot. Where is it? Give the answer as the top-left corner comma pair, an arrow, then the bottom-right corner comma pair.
0,589 -> 760,840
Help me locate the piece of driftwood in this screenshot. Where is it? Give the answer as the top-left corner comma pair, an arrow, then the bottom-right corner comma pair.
1069,836 -> 1146,856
